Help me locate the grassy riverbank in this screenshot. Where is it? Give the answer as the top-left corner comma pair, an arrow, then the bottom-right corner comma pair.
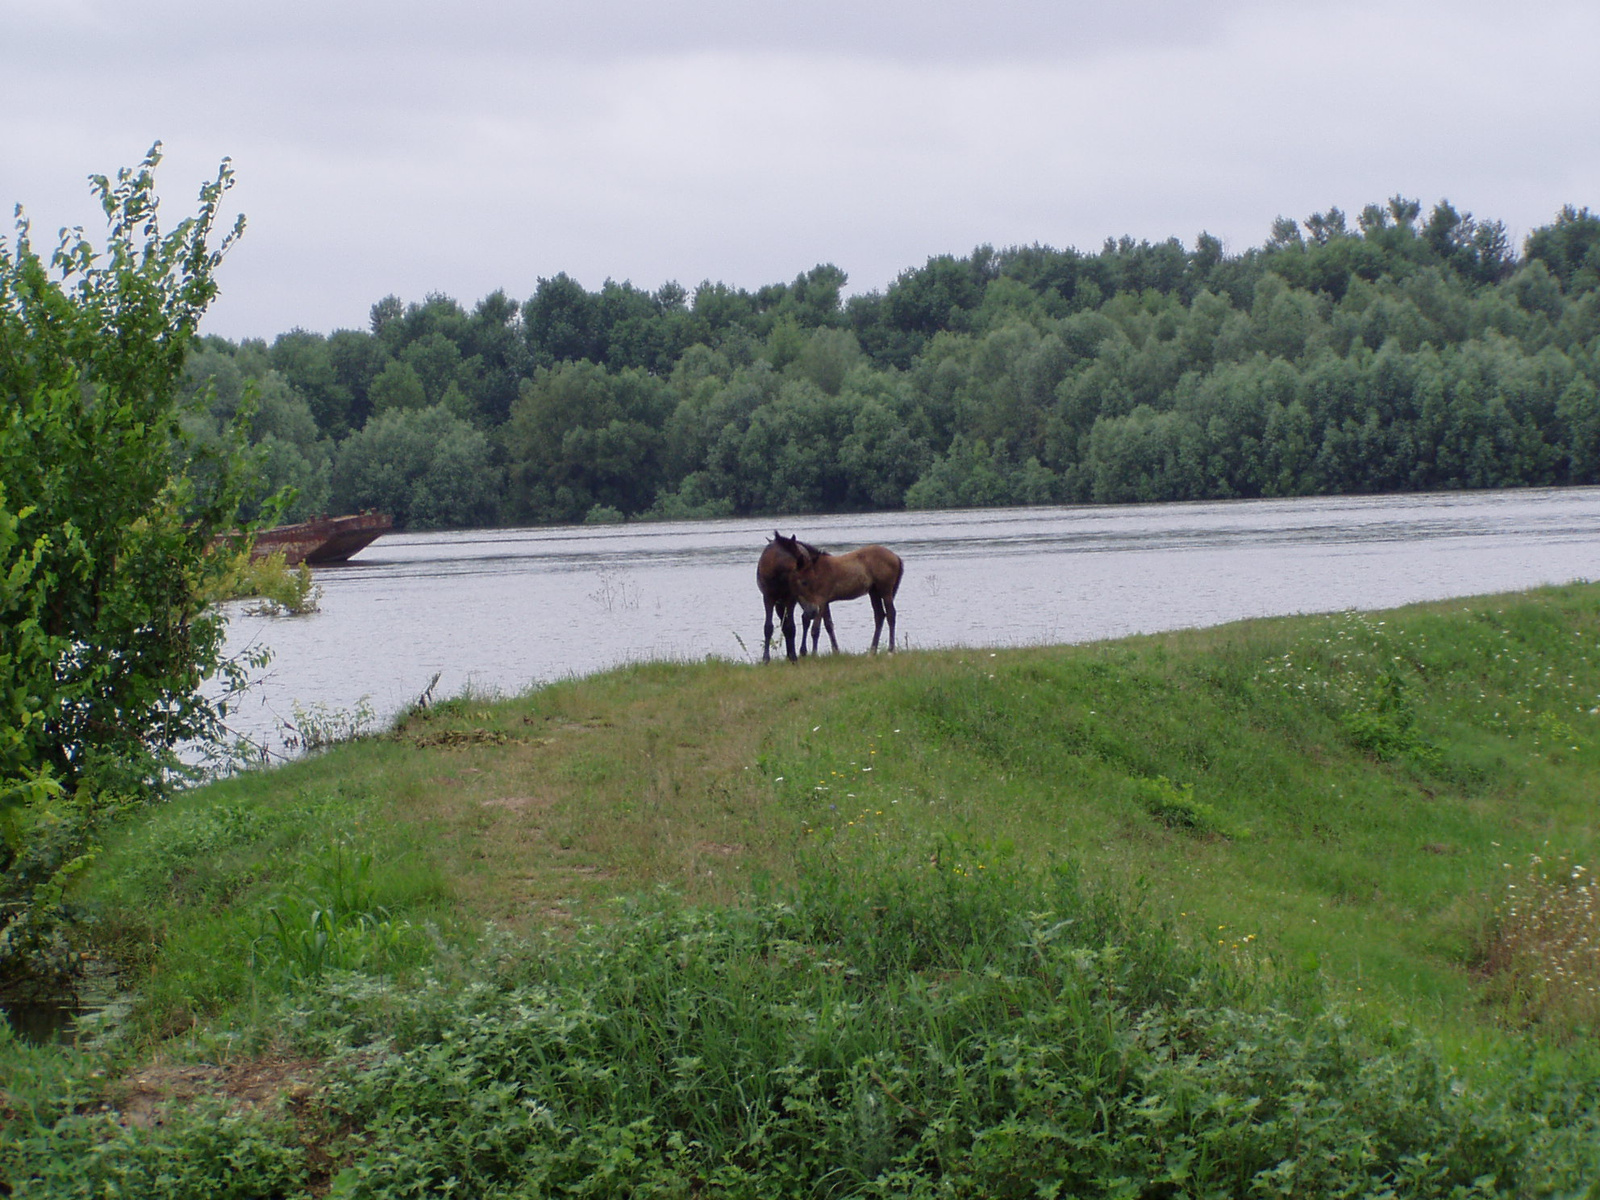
5,585 -> 1600,1196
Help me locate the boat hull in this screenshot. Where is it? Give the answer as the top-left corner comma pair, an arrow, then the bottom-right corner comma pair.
249,513 -> 392,565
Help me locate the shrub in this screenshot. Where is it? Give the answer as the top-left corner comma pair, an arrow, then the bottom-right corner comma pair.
1129,774 -> 1243,838
290,854 -> 1597,1197
1,146 -> 257,990
213,549 -> 321,615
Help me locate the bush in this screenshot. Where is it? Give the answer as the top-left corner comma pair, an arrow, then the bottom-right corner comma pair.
0,146 -> 257,990
213,550 -> 321,615
285,854 -> 1599,1197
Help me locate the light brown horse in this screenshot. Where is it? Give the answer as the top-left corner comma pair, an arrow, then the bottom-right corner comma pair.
783,538 -> 904,655
756,531 -> 822,662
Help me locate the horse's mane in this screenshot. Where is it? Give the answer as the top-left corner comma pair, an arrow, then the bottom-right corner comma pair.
770,531 -> 828,564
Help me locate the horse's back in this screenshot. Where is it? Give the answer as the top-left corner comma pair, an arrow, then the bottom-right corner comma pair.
861,545 -> 903,596
827,545 -> 900,599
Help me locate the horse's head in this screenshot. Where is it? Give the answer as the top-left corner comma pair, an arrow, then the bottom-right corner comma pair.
791,552 -> 833,607
772,532 -> 819,568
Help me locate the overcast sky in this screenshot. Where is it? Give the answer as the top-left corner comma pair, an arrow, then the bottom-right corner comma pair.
3,0 -> 1597,342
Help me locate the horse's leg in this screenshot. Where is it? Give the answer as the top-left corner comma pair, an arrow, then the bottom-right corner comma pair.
821,604 -> 839,653
869,594 -> 885,654
798,603 -> 821,655
781,600 -> 798,663
763,598 -> 775,663
884,592 -> 897,652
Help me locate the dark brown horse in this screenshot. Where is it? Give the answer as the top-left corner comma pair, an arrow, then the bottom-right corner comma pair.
783,538 -> 904,655
756,532 -> 823,662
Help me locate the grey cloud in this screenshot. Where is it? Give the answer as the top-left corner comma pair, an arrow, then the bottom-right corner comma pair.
2,0 -> 1596,340
2,0 -> 1236,66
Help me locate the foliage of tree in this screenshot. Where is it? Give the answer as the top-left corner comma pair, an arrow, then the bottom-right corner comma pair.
178,345 -> 332,521
334,404 -> 499,529
1,148 -> 256,985
502,361 -> 672,524
181,194 -> 1600,530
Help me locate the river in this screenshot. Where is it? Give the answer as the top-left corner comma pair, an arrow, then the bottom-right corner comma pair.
216,487 -> 1600,761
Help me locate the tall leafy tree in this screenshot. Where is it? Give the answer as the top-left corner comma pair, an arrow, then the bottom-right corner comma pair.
367,359 -> 429,415
502,362 -> 671,522
1,145 -> 254,798
268,328 -> 354,436
525,273 -> 602,365
1526,206 -> 1600,294
2,148 -> 259,982
334,405 -> 499,529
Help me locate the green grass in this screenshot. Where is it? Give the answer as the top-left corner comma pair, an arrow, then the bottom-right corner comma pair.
71,767 -> 453,1039
5,584 -> 1600,1196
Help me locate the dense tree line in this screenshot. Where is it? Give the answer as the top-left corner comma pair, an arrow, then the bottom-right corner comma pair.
184,199 -> 1600,528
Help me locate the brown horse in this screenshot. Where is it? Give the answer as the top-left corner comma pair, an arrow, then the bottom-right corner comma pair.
784,538 -> 904,655
756,531 -> 822,662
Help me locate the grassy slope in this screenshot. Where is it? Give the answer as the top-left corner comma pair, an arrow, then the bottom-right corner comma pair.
76,581 -> 1600,1041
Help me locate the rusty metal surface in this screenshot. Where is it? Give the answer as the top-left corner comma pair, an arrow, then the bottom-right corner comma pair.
250,512 -> 392,565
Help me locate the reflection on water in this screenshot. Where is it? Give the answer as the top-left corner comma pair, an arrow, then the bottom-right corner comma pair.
0,1000 -> 81,1045
218,487 -> 1600,759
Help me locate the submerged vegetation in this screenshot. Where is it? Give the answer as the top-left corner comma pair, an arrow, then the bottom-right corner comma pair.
5,585 -> 1600,1195
209,549 -> 321,615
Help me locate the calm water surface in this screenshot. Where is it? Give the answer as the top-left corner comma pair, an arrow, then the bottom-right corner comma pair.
219,487 -> 1600,757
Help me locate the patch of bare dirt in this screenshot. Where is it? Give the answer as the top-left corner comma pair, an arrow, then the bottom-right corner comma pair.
111,1057 -> 322,1128
479,795 -> 554,813
544,864 -> 612,880
527,716 -> 612,734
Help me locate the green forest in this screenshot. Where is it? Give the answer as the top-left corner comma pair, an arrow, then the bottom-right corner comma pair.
188,198 -> 1600,529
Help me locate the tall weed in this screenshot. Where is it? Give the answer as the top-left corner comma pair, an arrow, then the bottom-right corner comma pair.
1259,611 -> 1441,767
1482,852 -> 1600,1032
1128,774 -> 1244,838
283,699 -> 375,753
252,842 -> 425,986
